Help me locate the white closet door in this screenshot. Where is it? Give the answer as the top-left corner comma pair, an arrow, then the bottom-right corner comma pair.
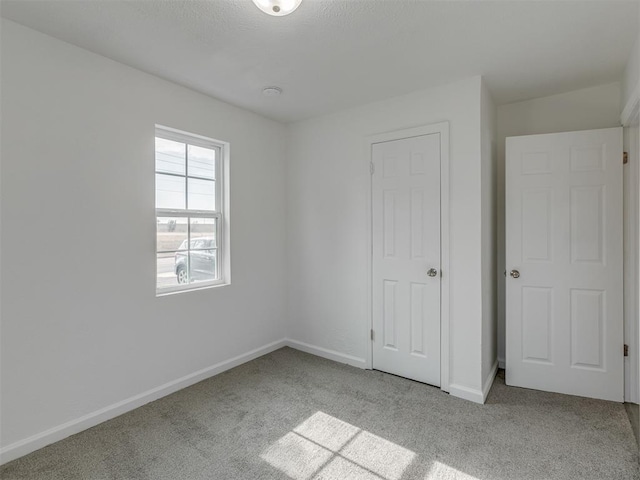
372,133 -> 441,386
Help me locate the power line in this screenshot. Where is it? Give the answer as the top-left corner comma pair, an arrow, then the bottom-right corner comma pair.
156,150 -> 215,166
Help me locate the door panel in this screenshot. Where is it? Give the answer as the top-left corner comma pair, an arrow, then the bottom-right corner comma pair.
521,286 -> 553,364
372,134 -> 441,386
506,127 -> 623,401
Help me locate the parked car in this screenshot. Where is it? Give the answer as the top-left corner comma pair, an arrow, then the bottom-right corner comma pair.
175,237 -> 217,284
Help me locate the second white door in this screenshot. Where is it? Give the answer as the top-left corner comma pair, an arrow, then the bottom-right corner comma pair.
372,133 -> 441,386
505,127 -> 623,402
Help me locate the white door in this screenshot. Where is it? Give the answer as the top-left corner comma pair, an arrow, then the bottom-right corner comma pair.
372,133 -> 441,386
506,127 -> 623,402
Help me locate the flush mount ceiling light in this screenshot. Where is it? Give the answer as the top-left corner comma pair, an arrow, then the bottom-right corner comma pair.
252,0 -> 302,16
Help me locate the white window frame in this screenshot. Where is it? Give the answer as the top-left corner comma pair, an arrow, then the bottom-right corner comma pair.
155,125 -> 230,295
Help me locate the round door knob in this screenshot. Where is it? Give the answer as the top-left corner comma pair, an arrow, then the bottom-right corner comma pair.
510,270 -> 520,279
427,268 -> 439,277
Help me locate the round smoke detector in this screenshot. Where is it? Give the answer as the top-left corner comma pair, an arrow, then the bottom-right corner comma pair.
263,86 -> 283,97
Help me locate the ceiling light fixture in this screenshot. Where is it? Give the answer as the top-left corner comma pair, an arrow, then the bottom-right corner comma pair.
252,0 -> 302,17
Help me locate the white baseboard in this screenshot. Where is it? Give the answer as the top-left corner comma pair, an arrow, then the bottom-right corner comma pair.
448,383 -> 484,404
498,357 -> 505,369
0,339 -> 287,466
449,360 -> 498,405
287,338 -> 499,405
285,338 -> 367,369
482,360 -> 499,402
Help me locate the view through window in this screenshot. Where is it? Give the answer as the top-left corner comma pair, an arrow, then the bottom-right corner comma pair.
155,127 -> 225,293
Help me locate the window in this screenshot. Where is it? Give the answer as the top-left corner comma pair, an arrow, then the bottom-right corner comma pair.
155,126 -> 228,294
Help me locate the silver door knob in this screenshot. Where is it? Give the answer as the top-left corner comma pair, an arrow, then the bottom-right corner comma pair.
510,270 -> 520,279
427,268 -> 439,277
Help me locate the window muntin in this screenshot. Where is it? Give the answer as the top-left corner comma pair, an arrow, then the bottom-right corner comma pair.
155,127 -> 225,294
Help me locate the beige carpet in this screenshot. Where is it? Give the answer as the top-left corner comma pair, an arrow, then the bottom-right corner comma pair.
1,347 -> 638,480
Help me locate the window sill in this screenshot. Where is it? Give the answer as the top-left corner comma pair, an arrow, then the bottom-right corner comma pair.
156,280 -> 230,297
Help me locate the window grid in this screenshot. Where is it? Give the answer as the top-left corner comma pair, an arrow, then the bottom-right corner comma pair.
155,126 -> 225,294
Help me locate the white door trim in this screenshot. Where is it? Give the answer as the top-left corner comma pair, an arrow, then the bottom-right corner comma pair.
364,122 -> 450,393
622,87 -> 640,406
624,124 -> 639,404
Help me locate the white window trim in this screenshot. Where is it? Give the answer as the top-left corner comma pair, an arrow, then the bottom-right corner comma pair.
155,125 -> 231,296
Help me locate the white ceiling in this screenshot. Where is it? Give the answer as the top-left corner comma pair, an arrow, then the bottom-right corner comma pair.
1,0 -> 638,123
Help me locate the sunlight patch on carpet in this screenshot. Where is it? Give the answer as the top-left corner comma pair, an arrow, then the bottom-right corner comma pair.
425,461 -> 480,479
261,411 -> 416,480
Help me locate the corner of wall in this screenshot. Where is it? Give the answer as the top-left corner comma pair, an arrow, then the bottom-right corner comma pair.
480,78 -> 499,385
450,356 -> 498,405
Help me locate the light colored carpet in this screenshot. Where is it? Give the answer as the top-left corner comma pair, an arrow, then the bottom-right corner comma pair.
626,403 -> 639,448
1,347 -> 638,480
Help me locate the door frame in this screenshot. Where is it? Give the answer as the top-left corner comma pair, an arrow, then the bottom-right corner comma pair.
364,122 -> 451,393
623,123 -> 639,404
622,86 -> 640,408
